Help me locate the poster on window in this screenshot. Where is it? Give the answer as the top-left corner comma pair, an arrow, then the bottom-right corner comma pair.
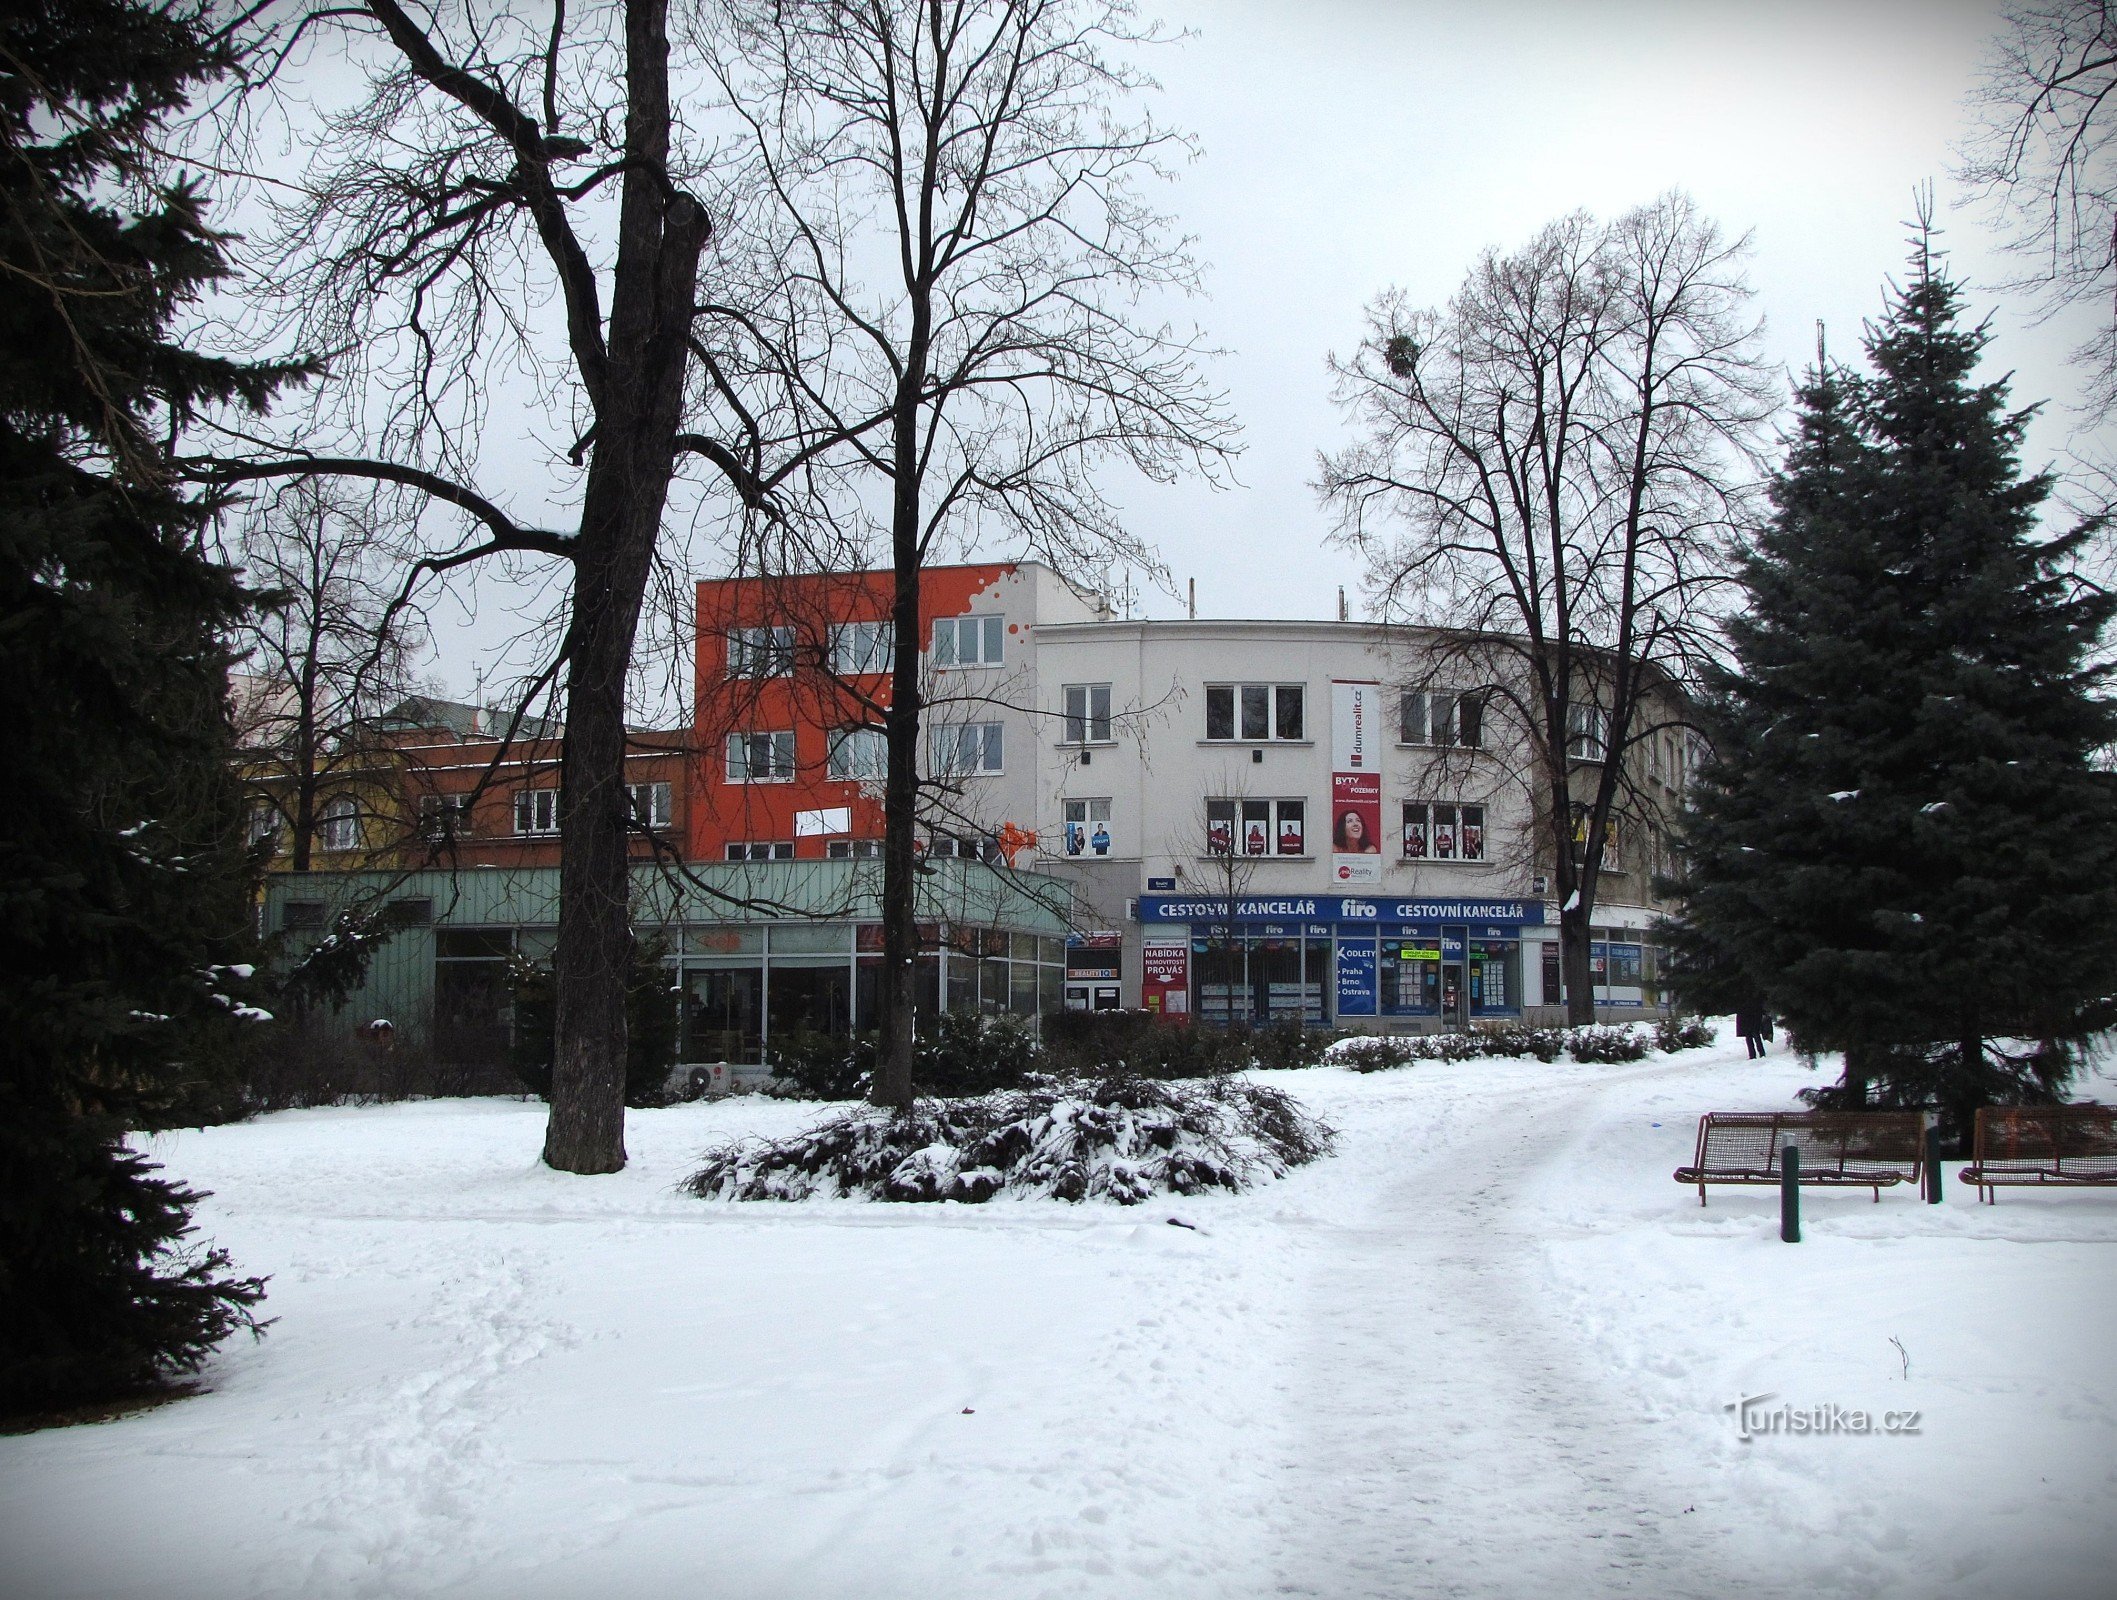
1141,941 -> 1190,1018
1331,680 -> 1383,884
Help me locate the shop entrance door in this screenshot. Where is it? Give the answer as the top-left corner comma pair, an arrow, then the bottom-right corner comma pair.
1441,963 -> 1468,1028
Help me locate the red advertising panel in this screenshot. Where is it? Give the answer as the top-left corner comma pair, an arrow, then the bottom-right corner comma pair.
1331,680 -> 1384,884
1141,942 -> 1191,1018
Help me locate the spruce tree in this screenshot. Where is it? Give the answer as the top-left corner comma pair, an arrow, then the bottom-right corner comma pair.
0,1 -> 302,1418
1671,231 -> 2117,1143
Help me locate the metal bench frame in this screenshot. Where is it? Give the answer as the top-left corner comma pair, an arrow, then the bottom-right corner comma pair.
1960,1104 -> 2117,1203
1674,1111 -> 1926,1206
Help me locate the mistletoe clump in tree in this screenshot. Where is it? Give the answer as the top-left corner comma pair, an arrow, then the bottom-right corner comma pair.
0,1 -> 299,1418
1669,226 -> 2117,1140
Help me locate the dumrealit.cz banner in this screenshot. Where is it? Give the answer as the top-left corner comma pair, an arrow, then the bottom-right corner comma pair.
1331,680 -> 1382,885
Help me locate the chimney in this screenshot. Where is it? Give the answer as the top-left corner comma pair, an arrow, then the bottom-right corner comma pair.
1338,586 -> 1349,623
1188,577 -> 1196,620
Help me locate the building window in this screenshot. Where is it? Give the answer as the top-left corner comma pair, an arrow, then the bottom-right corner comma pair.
927,832 -> 1001,863
828,620 -> 895,677
420,793 -> 473,840
1062,798 -> 1114,856
248,803 -> 282,846
825,839 -> 885,859
1403,801 -> 1485,862
282,899 -> 325,932
726,841 -> 795,861
932,614 -> 1004,668
727,625 -> 797,679
725,730 -> 796,783
929,721 -> 1003,775
826,726 -> 888,780
1401,690 -> 1484,749
1570,807 -> 1622,868
627,781 -> 673,829
318,796 -> 362,852
1063,683 -> 1112,744
1206,796 -> 1306,856
1566,704 -> 1608,761
1205,682 -> 1303,742
514,787 -> 561,835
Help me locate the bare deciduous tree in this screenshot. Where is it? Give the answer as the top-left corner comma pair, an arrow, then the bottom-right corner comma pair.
1959,0 -> 2117,423
193,0 -> 860,1173
232,479 -> 428,872
711,0 -> 1239,1107
1320,193 -> 1774,1023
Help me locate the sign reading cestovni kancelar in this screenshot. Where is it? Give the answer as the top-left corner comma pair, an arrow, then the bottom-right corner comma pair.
1136,896 -> 1543,926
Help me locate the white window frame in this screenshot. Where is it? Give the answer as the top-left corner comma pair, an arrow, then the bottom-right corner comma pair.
1566,704 -> 1609,761
1400,689 -> 1483,749
826,725 -> 889,780
1062,797 -> 1115,857
929,720 -> 1003,776
826,839 -> 885,860
726,625 -> 797,679
725,730 -> 796,783
627,780 -> 673,829
1402,800 -> 1486,862
828,620 -> 894,677
1203,682 -> 1305,742
318,795 -> 362,852
1062,683 -> 1113,744
420,793 -> 474,840
725,841 -> 794,861
932,614 -> 1005,668
1205,796 -> 1307,857
514,787 -> 560,836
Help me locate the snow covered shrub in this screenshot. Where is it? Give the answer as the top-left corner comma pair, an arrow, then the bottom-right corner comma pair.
1040,1009 -> 1253,1078
1654,1015 -> 1718,1053
686,1075 -> 1335,1204
1331,1035 -> 1424,1072
1472,1022 -> 1568,1062
1564,1025 -> 1651,1063
768,1015 -> 1043,1101
1251,1020 -> 1342,1070
509,941 -> 681,1107
916,1011 -> 1042,1096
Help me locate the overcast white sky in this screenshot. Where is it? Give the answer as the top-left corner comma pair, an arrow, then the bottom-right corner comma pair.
1113,0 -> 2102,624
410,0 -> 2105,698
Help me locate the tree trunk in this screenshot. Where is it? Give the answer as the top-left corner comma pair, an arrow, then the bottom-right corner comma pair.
1841,1044 -> 1871,1107
1561,903 -> 1595,1026
541,1 -> 707,1171
873,289 -> 932,1111
545,552 -> 638,1175
874,548 -> 922,1110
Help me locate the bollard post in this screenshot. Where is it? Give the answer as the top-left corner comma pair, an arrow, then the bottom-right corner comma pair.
1780,1142 -> 1801,1242
1925,1124 -> 1944,1204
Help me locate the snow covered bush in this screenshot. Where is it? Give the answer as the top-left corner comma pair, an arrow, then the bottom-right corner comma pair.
1472,1022 -> 1569,1062
1331,1036 -> 1427,1072
685,1074 -> 1335,1204
1039,1009 -> 1254,1078
766,1013 -> 1043,1101
1562,1025 -> 1652,1063
1655,1015 -> 1718,1053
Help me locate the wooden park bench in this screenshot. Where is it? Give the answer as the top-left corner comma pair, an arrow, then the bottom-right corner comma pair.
1674,1111 -> 1926,1206
1961,1104 -> 2117,1203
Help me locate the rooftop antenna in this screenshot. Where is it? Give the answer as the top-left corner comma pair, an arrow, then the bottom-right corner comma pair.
1187,577 -> 1196,620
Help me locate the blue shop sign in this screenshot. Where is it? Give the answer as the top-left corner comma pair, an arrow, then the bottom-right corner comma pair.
1335,940 -> 1378,1016
1139,895 -> 1542,927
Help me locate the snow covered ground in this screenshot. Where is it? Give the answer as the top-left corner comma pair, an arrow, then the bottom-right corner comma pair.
3,1035 -> 2113,1599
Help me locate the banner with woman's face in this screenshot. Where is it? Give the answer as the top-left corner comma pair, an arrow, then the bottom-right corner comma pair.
1332,681 -> 1383,884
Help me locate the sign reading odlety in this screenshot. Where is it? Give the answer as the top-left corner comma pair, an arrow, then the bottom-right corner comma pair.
1137,896 -> 1545,926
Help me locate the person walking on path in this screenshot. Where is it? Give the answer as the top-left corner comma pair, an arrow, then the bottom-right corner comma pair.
1736,1006 -> 1771,1059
